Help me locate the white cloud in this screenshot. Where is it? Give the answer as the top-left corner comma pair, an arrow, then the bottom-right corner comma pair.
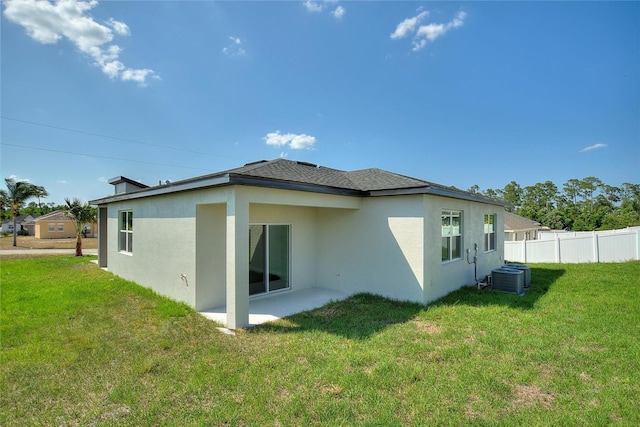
264,131 -> 316,150
390,11 -> 429,40
108,18 -> 130,36
222,36 -> 247,57
98,177 -> 108,183
3,0 -> 157,86
580,143 -> 607,152
304,1 -> 345,19
304,1 -> 324,13
391,10 -> 467,52
122,68 -> 157,84
416,23 -> 447,42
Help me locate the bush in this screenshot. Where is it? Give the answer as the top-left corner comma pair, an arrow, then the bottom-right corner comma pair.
17,229 -> 30,236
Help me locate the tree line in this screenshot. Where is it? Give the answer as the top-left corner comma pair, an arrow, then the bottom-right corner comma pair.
467,177 -> 640,231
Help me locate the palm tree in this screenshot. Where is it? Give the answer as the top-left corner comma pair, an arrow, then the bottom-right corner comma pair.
4,178 -> 41,247
64,198 -> 97,257
0,189 -> 8,220
33,185 -> 49,209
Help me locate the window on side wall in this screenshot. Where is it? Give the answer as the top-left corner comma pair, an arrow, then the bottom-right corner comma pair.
442,210 -> 462,262
119,211 -> 133,253
484,214 -> 496,252
48,223 -> 55,232
57,223 -> 64,232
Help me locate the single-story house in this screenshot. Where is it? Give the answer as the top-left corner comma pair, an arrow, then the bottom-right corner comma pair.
90,158 -> 508,328
1,215 -> 34,234
24,211 -> 98,239
504,212 -> 546,241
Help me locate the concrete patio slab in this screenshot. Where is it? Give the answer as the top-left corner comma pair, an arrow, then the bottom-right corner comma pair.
199,287 -> 348,327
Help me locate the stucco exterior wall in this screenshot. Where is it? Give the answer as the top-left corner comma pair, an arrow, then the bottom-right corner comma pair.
422,195 -> 504,304
317,195 -> 426,303
34,221 -> 97,239
106,194 -> 200,307
104,185 -> 359,311
36,221 -> 76,239
317,194 -> 505,305
101,183 -> 504,315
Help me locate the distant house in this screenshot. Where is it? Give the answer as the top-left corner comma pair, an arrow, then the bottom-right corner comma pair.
90,158 -> 509,328
1,215 -> 34,234
25,211 -> 97,239
504,212 -> 545,241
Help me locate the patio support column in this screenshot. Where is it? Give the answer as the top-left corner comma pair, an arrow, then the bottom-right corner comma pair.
98,207 -> 108,268
226,190 -> 250,329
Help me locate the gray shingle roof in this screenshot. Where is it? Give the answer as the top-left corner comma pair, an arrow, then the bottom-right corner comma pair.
226,159 -> 363,190
31,211 -> 71,222
90,158 -> 508,207
504,212 -> 542,231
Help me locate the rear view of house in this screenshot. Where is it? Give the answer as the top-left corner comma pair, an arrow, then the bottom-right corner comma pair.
90,159 -> 508,328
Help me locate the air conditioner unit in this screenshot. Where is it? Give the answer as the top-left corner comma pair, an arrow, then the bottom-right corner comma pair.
491,268 -> 525,295
505,264 -> 531,288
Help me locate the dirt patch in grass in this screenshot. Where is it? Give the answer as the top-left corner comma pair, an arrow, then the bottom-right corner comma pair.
412,319 -> 443,334
512,384 -> 555,409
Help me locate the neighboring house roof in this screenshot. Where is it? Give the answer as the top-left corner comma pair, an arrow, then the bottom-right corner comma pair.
504,212 -> 542,232
90,158 -> 509,207
2,215 -> 32,226
29,211 -> 71,223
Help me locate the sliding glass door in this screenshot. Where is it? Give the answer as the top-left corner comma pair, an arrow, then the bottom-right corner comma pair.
249,224 -> 290,296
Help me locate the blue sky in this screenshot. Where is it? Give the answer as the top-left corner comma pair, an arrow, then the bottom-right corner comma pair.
2,0 -> 638,205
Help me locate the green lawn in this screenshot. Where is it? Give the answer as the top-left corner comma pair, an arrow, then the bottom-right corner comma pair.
1,257 -> 639,426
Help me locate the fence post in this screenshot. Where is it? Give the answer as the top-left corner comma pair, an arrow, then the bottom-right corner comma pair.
522,238 -> 527,263
593,231 -> 600,263
636,229 -> 640,261
555,234 -> 561,263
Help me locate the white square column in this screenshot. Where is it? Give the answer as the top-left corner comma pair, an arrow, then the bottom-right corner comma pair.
226,191 -> 250,329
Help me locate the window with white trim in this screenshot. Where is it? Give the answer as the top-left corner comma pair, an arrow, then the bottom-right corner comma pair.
442,210 -> 462,262
57,223 -> 64,232
484,214 -> 496,252
48,223 -> 55,232
119,211 -> 133,253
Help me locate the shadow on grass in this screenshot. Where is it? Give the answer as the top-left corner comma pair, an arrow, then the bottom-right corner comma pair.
253,266 -> 565,339
253,293 -> 424,339
432,266 -> 565,311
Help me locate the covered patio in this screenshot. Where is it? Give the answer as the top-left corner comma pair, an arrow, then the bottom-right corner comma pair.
199,287 -> 348,327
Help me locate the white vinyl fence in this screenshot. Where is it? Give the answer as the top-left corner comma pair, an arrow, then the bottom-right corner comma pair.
504,227 -> 640,263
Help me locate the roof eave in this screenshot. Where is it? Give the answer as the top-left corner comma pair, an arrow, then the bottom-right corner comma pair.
89,173 -> 366,205
369,186 -> 510,206
90,174 -> 233,205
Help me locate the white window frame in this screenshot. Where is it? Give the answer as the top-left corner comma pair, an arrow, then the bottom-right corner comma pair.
442,210 -> 463,262
48,223 -> 55,232
57,223 -> 64,232
484,214 -> 496,252
119,210 -> 133,254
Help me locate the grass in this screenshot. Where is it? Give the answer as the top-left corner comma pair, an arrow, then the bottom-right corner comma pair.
1,236 -> 98,251
1,257 -> 639,426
